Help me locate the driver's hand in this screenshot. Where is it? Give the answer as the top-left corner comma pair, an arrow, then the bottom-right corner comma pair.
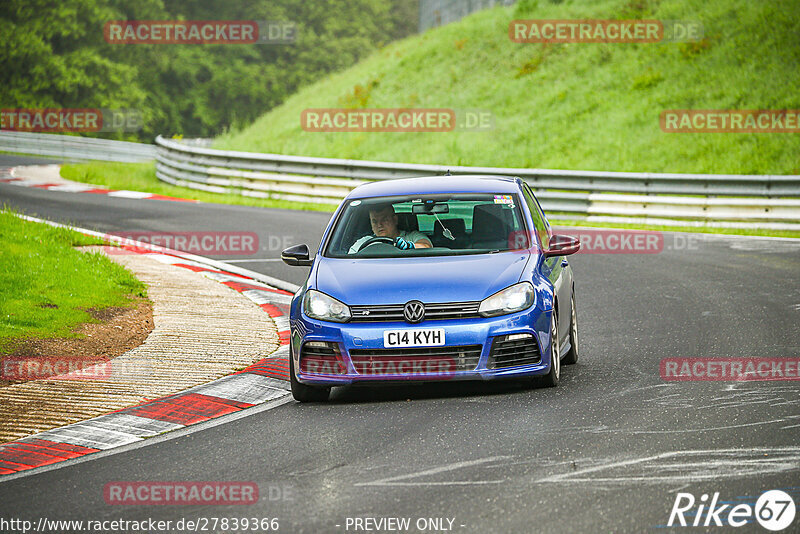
394,236 -> 415,250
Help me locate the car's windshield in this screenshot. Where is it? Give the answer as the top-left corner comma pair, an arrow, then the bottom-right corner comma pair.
324,193 -> 529,258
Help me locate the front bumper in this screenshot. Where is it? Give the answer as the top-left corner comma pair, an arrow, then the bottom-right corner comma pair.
290,306 -> 554,386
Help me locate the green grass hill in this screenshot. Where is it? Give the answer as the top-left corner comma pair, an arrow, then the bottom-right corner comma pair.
215,0 -> 800,175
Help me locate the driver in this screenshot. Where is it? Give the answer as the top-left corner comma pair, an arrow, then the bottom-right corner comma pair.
349,203 -> 432,254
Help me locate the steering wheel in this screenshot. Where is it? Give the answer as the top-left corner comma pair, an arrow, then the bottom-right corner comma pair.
356,236 -> 395,252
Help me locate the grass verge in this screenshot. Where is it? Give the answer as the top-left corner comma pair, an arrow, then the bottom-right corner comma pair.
0,208 -> 148,355
551,219 -> 800,239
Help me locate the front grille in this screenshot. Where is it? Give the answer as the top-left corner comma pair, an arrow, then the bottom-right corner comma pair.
349,301 -> 481,323
349,345 -> 482,375
300,342 -> 346,375
488,336 -> 541,369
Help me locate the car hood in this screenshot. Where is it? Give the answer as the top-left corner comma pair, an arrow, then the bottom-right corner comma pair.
314,252 -> 530,305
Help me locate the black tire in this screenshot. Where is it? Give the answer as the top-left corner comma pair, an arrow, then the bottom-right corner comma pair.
534,312 -> 560,388
290,355 -> 330,402
562,291 -> 579,365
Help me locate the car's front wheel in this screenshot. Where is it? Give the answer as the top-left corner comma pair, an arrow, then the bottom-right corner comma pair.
535,311 -> 560,388
290,355 -> 330,402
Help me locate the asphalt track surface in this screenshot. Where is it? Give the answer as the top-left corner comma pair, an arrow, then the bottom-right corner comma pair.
1,154 -> 799,533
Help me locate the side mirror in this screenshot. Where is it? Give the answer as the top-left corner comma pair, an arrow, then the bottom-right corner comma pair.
544,234 -> 580,257
281,244 -> 313,266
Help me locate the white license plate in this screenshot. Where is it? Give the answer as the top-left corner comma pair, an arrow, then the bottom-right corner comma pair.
383,328 -> 445,348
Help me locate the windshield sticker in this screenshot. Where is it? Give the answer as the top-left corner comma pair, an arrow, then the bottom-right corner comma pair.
350,200 -> 362,206
494,195 -> 513,204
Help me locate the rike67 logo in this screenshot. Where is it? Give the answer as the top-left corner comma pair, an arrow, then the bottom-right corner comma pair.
668,490 -> 796,531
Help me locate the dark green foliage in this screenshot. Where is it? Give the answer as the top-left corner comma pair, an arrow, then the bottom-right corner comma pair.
0,0 -> 418,140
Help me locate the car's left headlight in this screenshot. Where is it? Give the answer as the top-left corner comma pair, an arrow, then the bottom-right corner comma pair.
303,290 -> 351,323
478,282 -> 535,317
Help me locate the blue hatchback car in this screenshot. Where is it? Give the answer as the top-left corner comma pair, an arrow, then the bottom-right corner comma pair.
281,175 -> 581,402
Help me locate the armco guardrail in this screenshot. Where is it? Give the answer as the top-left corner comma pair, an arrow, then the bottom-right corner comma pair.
1,131 -> 797,228
0,130 -> 155,162
155,136 -> 800,229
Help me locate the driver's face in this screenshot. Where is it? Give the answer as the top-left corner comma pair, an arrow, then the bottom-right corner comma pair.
369,207 -> 398,237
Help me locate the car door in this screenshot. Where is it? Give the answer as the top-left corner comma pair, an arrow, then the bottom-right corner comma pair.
522,184 -> 571,346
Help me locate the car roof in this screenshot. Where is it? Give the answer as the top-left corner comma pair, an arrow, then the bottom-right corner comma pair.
346,175 -> 522,199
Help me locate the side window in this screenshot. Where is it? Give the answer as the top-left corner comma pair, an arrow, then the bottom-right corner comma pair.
522,185 -> 550,249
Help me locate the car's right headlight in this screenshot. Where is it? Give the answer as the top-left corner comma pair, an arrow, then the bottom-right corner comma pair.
303,290 -> 351,323
478,282 -> 535,317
